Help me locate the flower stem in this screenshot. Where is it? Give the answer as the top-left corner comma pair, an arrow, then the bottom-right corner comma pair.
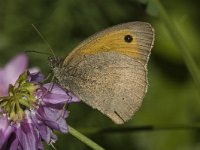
77,124 -> 200,134
68,125 -> 105,150
150,0 -> 200,91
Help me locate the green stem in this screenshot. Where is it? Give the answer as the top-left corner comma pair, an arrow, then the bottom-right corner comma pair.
68,125 -> 105,150
78,124 -> 200,134
150,0 -> 200,90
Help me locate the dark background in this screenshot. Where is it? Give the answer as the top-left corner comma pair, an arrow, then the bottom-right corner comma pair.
0,0 -> 200,149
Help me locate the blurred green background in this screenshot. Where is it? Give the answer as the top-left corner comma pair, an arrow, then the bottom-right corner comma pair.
0,0 -> 200,149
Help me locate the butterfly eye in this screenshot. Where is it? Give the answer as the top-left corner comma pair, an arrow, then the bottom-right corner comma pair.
124,35 -> 133,43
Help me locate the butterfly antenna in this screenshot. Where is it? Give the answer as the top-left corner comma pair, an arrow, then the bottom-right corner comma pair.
32,24 -> 56,58
24,50 -> 51,55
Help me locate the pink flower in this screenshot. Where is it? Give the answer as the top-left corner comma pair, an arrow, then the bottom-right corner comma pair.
0,54 -> 80,150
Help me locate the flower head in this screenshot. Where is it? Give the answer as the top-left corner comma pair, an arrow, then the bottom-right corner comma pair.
0,54 -> 80,150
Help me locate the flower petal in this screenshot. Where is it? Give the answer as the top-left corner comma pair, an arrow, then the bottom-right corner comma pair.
43,83 -> 68,95
5,54 -> 28,85
0,54 -> 28,96
42,83 -> 80,105
30,112 -> 57,143
29,71 -> 44,83
16,121 -> 43,150
37,106 -> 68,133
67,92 -> 80,103
7,133 -> 19,150
0,115 -> 15,148
0,69 -> 8,96
1,132 -> 19,150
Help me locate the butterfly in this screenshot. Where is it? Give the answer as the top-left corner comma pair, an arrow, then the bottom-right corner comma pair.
49,22 -> 154,124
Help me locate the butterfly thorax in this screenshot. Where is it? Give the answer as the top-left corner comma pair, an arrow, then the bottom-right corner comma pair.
48,56 -> 63,69
48,56 -> 65,82
48,56 -> 72,90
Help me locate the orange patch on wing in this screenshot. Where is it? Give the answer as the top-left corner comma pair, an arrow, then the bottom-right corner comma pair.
63,30 -> 141,65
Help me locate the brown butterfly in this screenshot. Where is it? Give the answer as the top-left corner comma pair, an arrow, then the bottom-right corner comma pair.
49,22 -> 154,124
